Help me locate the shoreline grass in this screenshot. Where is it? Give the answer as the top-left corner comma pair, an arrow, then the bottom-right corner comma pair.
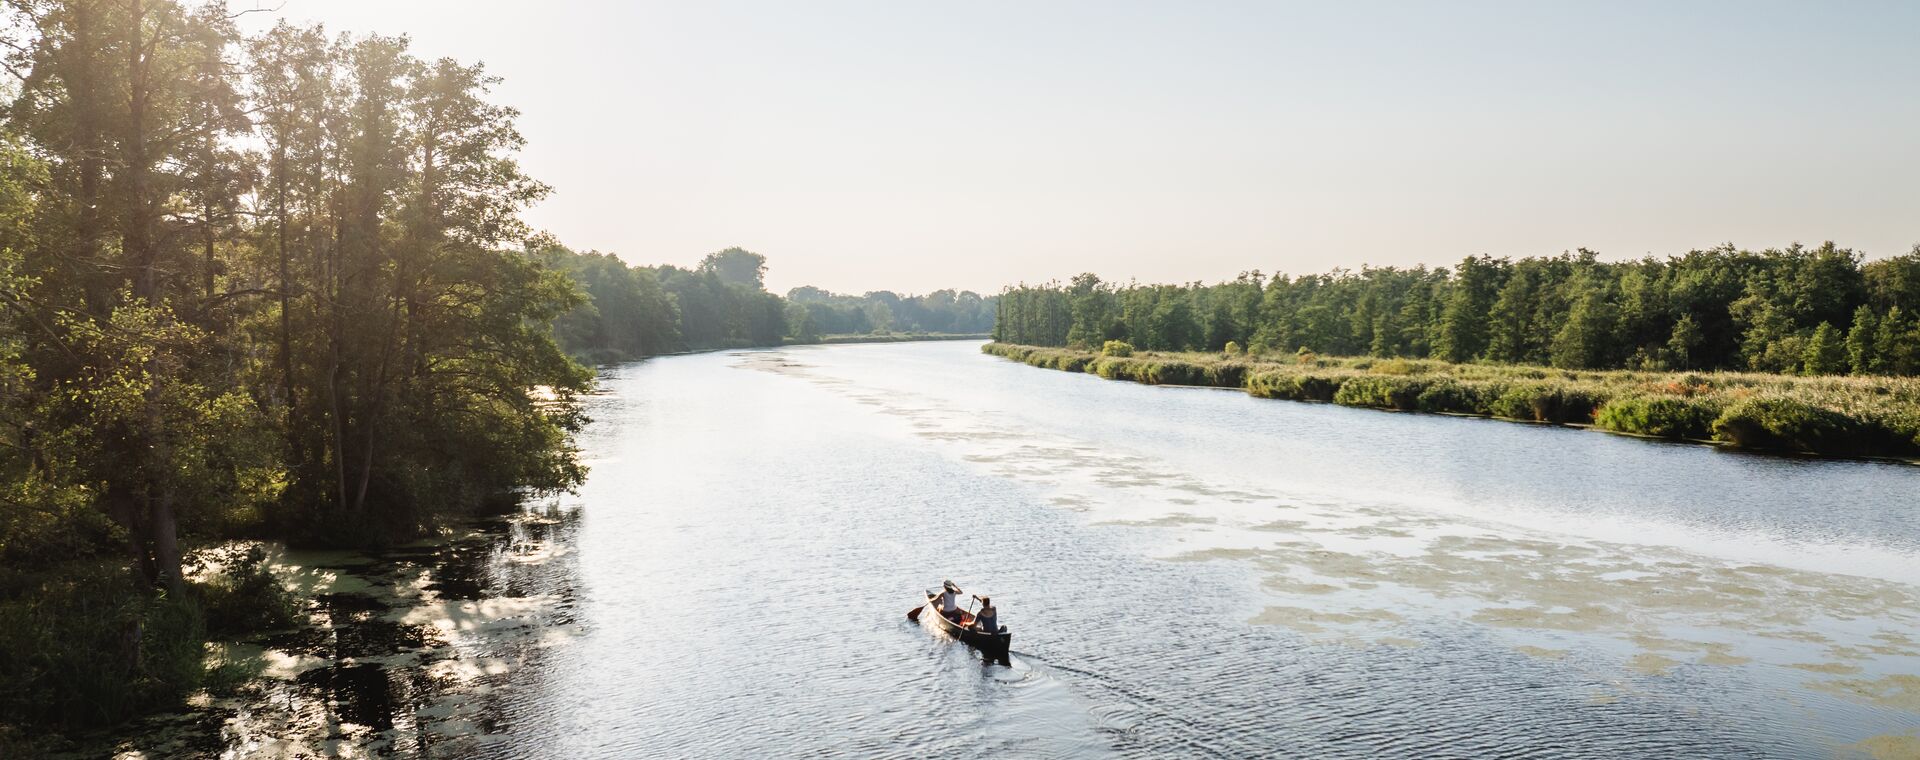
982,342 -> 1920,460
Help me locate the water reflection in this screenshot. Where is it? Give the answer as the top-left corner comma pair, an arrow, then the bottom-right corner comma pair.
97,505 -> 582,758
98,342 -> 1920,758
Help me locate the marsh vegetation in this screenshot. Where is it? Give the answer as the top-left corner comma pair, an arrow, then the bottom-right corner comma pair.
984,342 -> 1920,458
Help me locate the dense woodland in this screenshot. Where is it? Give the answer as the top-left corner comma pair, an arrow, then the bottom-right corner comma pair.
0,0 -> 595,741
539,241 -> 996,363
995,245 -> 1920,376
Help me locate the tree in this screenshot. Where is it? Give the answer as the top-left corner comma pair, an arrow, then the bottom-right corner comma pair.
1434,255 -> 1504,362
1846,305 -> 1879,375
1801,322 -> 1847,375
699,247 -> 767,289
1878,307 -> 1919,375
1485,267 -> 1537,363
1551,271 -> 1620,370
1667,314 -> 1703,370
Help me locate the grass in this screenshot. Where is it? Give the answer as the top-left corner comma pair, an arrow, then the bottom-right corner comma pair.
982,342 -> 1920,459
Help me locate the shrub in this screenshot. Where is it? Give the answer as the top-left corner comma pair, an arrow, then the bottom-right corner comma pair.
1223,341 -> 1244,356
1246,371 -> 1342,401
196,544 -> 299,637
1334,376 -> 1427,410
1489,383 -> 1604,423
0,565 -> 207,732
1711,397 -> 1858,454
1101,340 -> 1134,357
981,341 -> 1920,459
1415,380 -> 1478,413
1594,396 -> 1719,439
1205,362 -> 1249,388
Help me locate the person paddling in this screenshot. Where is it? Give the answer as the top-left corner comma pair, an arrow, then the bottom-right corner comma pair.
971,595 -> 999,634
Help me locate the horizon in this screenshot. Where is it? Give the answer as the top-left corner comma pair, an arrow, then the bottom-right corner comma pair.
234,0 -> 1920,296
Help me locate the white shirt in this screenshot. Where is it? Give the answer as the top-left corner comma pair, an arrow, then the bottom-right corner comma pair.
939,590 -> 960,612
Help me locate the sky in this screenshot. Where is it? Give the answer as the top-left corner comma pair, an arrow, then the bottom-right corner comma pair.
233,1 -> 1920,296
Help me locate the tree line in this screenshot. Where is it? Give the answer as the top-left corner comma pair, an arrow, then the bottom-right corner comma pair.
539,242 -> 997,363
994,244 -> 1920,375
0,1 -> 591,736
784,284 -> 994,342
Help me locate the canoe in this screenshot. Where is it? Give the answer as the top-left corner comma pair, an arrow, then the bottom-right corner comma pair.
920,592 -> 1012,657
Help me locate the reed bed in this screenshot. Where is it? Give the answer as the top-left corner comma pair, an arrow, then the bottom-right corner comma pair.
982,343 -> 1920,459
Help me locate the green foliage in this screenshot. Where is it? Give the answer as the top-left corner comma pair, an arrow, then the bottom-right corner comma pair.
539,240 -> 681,362
1846,306 -> 1879,374
1711,397 -> 1856,453
988,342 -> 1920,458
789,286 -> 996,338
0,565 -> 205,733
1223,340 -> 1244,356
1334,376 -> 1429,411
0,3 -> 608,739
1102,340 -> 1134,357
1489,384 -> 1599,423
1801,322 -> 1848,376
193,544 -> 300,637
1594,396 -> 1719,439
993,243 -> 1920,377
1246,370 -> 1342,402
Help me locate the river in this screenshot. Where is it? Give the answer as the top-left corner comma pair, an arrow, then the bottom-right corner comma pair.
108,340 -> 1920,758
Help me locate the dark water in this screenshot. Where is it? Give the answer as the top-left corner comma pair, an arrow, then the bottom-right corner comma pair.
105,341 -> 1920,758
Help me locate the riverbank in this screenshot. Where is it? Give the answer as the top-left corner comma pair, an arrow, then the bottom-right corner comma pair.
982,343 -> 1920,459
17,508 -> 577,758
576,334 -> 989,365
812,332 -> 989,345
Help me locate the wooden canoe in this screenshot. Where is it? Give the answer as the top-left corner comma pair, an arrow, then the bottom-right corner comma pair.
920,592 -> 1012,657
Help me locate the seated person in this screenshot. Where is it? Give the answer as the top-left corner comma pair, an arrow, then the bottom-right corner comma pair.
937,580 -> 964,622
971,595 -> 999,633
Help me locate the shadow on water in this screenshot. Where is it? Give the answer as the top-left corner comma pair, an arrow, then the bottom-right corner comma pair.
87,504 -> 584,758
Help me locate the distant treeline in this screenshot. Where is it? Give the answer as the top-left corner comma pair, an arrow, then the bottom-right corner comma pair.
539,243 -> 997,363
994,244 -> 1920,376
785,285 -> 995,341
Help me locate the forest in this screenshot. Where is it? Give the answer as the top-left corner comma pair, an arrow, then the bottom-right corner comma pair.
0,1 -> 579,746
538,241 -> 996,364
993,245 -> 1920,376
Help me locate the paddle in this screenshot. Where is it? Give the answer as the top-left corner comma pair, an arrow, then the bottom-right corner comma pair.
906,591 -> 931,622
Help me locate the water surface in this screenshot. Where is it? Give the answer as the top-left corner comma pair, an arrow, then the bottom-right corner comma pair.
110,340 -> 1920,758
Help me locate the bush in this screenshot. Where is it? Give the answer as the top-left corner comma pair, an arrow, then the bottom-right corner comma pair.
1205,362 -> 1249,388
1415,380 -> 1479,413
1101,340 -> 1133,358
1711,397 -> 1858,454
0,565 -> 207,732
1334,376 -> 1427,410
1223,341 -> 1244,356
983,341 -> 1920,459
1488,384 -> 1605,423
1247,371 -> 1343,401
1594,396 -> 1719,439
196,544 -> 299,637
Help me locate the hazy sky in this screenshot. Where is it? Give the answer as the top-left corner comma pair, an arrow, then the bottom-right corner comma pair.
234,1 -> 1919,295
